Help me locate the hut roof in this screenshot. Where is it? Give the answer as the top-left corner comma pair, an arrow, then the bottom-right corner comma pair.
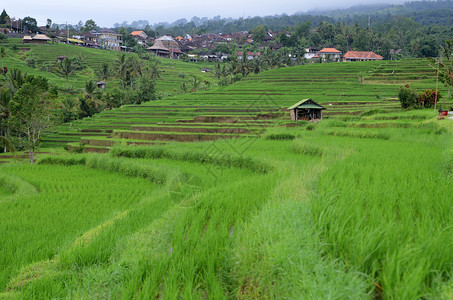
343,51 -> 383,60
319,47 -> 341,54
148,40 -> 169,51
33,34 -> 51,41
157,35 -> 175,41
23,35 -> 32,41
287,99 -> 325,110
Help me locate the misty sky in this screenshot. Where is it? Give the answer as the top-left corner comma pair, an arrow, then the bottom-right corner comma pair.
3,0 -> 408,28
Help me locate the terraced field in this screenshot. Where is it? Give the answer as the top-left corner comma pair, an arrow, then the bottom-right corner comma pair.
1,108 -> 452,298
0,38 -> 215,92
39,58 -> 452,153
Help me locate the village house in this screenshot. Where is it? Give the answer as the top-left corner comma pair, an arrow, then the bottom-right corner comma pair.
93,29 -> 122,51
288,99 -> 325,121
130,30 -> 148,46
343,51 -> 383,62
81,32 -> 98,48
22,33 -> 51,44
237,51 -> 261,60
147,40 -> 170,57
155,35 -> 179,49
304,47 -> 320,60
318,48 -> 342,62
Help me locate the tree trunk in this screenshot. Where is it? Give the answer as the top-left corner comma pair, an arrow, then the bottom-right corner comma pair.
4,129 -> 7,153
66,75 -> 70,92
30,145 -> 35,164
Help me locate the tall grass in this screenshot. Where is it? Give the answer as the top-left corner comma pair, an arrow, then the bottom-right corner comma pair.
312,135 -> 453,298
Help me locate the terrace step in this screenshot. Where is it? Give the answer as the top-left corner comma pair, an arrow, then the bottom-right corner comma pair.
130,125 -> 255,134
112,130 -> 248,142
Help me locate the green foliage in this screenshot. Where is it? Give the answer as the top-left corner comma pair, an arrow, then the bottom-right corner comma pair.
0,9 -> 9,25
398,84 -> 418,108
22,16 -> 38,33
417,88 -> 441,108
264,133 -> 295,140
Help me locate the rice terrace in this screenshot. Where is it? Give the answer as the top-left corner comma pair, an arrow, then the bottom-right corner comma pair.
1,2 -> 453,299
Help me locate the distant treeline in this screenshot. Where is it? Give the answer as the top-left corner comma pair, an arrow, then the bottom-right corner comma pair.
117,0 -> 453,34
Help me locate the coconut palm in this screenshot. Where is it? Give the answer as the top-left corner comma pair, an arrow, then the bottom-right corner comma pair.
7,68 -> 27,96
0,89 -> 11,152
85,80 -> 96,98
115,54 -> 128,91
97,63 -> 110,90
59,57 -> 74,92
0,47 -> 6,78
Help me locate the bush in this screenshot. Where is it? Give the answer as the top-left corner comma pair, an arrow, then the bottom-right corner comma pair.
398,85 -> 418,109
417,89 -> 441,108
264,133 -> 295,140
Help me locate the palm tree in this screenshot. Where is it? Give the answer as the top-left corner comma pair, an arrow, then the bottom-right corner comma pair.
97,63 -> 110,90
7,68 -> 27,97
0,89 -> 11,152
149,60 -> 162,81
60,97 -> 80,122
115,54 -> 128,91
127,56 -> 144,88
85,80 -> 96,98
0,47 -> 6,78
59,57 -> 74,92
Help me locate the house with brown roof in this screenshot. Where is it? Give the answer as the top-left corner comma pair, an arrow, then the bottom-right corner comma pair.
147,40 -> 170,57
156,36 -> 179,49
130,31 -> 147,39
23,34 -> 51,44
318,48 -> 342,62
130,31 -> 148,46
343,51 -> 383,62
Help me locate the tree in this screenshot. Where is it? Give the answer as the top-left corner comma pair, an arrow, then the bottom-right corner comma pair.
46,19 -> 52,29
60,97 -> 79,122
0,47 -> 6,79
58,57 -> 74,91
115,54 -> 128,91
84,19 -> 98,32
135,77 -> 156,104
0,89 -> 12,152
7,68 -> 27,96
251,25 -> 266,43
0,9 -> 9,25
9,77 -> 58,163
97,63 -> 111,90
22,17 -> 38,33
85,80 -> 96,97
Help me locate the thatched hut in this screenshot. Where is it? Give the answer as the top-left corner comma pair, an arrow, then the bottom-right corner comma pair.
288,99 -> 325,121
147,40 -> 170,57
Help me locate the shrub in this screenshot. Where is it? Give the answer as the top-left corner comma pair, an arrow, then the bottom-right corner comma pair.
398,85 -> 418,109
306,124 -> 316,131
417,89 -> 442,108
264,133 -> 295,140
290,141 -> 323,156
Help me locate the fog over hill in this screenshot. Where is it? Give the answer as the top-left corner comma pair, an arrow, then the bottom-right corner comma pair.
4,0 -> 411,27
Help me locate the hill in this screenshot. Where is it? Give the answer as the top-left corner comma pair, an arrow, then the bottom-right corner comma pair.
0,38 -> 215,94
35,58 -> 451,152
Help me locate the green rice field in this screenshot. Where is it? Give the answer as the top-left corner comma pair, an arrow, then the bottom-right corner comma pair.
1,52 -> 453,298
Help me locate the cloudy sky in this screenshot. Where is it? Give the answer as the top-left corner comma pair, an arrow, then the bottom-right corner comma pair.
4,0 -> 408,27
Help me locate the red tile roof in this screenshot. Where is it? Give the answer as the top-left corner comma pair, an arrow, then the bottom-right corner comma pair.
319,48 -> 341,53
343,51 -> 383,60
130,31 -> 144,36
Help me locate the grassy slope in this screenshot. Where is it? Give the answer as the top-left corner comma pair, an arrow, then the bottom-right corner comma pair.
37,57 -> 452,150
0,38 -> 215,93
1,50 -> 453,298
0,111 -> 452,299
